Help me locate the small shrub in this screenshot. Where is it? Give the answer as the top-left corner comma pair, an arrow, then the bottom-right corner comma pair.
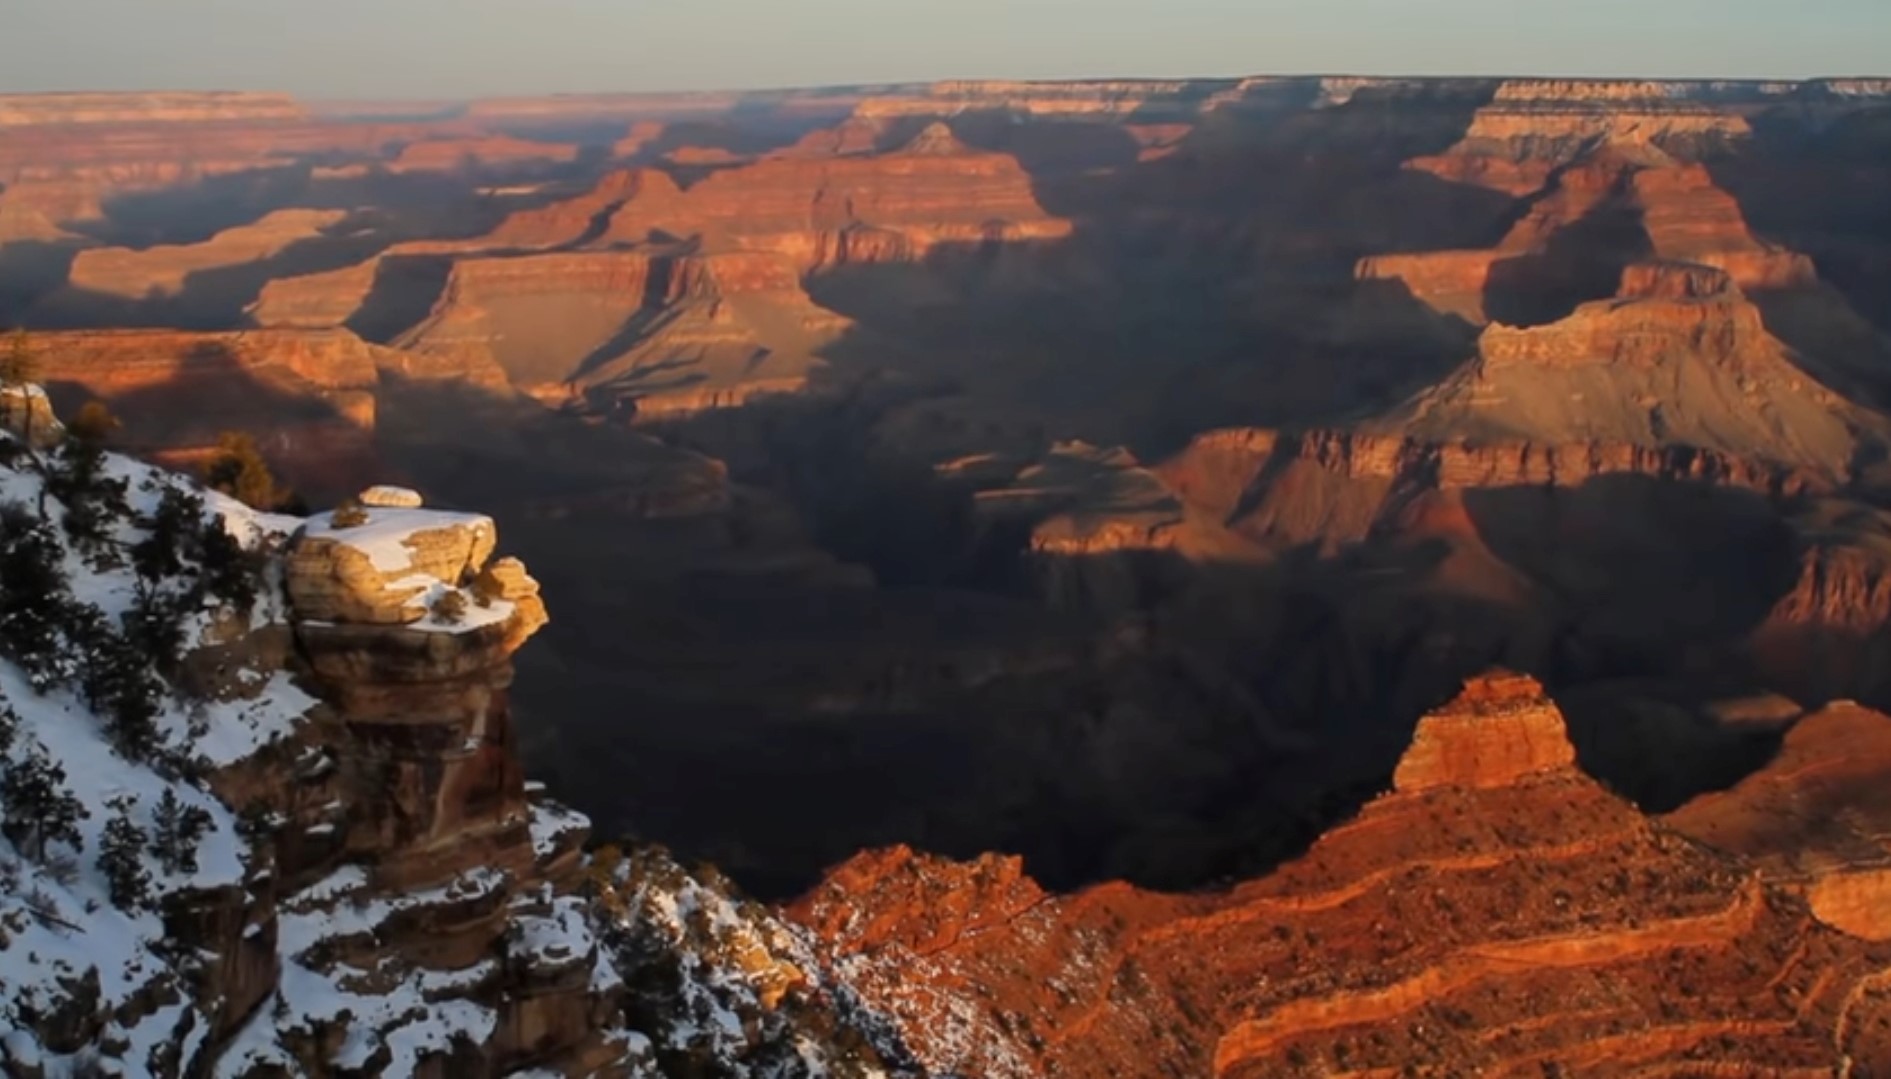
430,590 -> 468,625
329,500 -> 370,529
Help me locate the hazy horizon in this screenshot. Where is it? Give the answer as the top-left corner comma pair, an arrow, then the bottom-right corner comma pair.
6,0 -> 1889,101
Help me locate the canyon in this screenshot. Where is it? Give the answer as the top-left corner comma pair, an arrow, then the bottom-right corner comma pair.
3,75 -> 1891,1072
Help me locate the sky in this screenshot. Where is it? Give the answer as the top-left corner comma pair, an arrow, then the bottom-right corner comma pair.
3,0 -> 1888,101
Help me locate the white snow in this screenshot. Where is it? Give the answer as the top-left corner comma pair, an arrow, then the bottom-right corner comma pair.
301,506 -> 491,573
527,797 -> 590,861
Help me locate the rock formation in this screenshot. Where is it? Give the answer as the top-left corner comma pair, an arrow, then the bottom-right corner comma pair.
792,673 -> 1891,1076
394,246 -> 850,415
0,92 -> 308,128
1384,261 -> 1873,478
65,209 -> 349,301
1668,700 -> 1891,941
598,121 -> 1072,272
386,136 -> 581,175
27,327 -> 387,496
211,493 -> 628,1072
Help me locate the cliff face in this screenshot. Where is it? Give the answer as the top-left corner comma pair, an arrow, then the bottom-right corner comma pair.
0,92 -> 307,128
29,327 -> 388,498
0,427 -> 624,1074
790,672 -> 1891,1076
394,246 -> 850,416
599,122 -> 1072,272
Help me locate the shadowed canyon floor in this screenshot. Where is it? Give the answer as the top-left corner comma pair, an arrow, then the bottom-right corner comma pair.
6,74 -> 1891,932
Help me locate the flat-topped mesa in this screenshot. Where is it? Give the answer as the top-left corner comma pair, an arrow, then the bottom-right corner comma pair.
66,207 -> 348,300
386,135 -> 580,174
1391,672 -> 1578,792
0,91 -> 308,127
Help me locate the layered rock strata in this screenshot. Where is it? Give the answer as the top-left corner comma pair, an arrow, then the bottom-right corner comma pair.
792,673 -> 1891,1076
216,492 -> 623,1073
1669,701 -> 1891,941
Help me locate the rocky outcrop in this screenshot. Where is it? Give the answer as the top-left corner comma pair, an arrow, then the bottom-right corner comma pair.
1747,501 -> 1891,704
1152,424 -> 1829,558
1390,670 -> 1577,790
1668,701 -> 1891,939
791,671 -> 1891,1076
247,257 -> 384,329
226,492 -> 620,1073
0,383 -> 65,448
1366,128 -> 1825,328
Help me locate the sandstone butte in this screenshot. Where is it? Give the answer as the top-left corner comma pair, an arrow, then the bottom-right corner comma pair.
1384,260 -> 1875,479
790,672 -> 1891,1076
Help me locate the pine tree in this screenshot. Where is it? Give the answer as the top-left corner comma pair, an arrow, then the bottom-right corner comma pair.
180,804 -> 214,873
48,404 -> 128,555
151,790 -> 216,876
77,627 -> 162,761
152,789 -> 185,873
199,518 -> 261,613
99,797 -> 149,910
0,501 -> 70,685
1,748 -> 88,862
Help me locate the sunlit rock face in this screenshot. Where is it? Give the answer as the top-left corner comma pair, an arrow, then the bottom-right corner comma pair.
791,673 -> 1891,1077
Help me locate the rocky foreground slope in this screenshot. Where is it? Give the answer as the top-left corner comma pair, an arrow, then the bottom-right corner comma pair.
0,401 -> 901,1076
789,673 -> 1891,1076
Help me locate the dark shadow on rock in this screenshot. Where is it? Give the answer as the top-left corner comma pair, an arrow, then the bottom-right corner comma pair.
347,255 -> 456,343
1483,197 -> 1651,327
41,337 -> 369,501
1705,104 -> 1891,336
0,240 -> 80,325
